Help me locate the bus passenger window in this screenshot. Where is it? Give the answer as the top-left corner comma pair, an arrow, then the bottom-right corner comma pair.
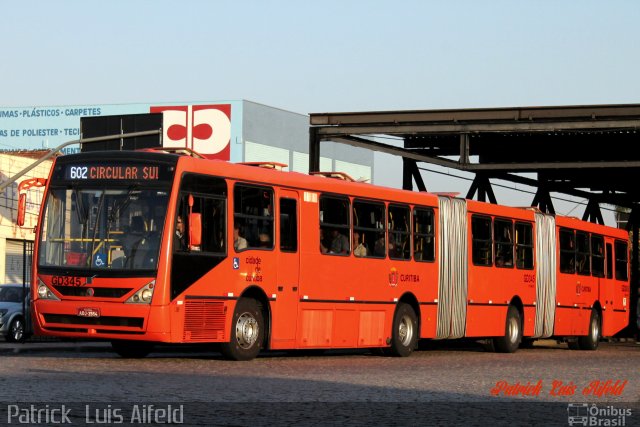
319,196 -> 350,255
614,240 -> 629,281
576,231 -> 590,276
279,198 -> 297,252
606,243 -> 613,279
494,219 -> 514,268
559,229 -> 576,274
591,235 -> 604,278
471,216 -> 492,266
413,208 -> 434,262
353,199 -> 385,258
175,194 -> 225,254
389,204 -> 411,261
515,222 -> 533,269
234,185 -> 274,250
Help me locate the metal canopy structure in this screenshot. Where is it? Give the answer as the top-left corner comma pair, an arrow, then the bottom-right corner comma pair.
309,103 -> 640,336
310,104 -> 640,216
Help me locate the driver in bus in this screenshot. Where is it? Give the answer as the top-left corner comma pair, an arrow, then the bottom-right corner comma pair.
175,216 -> 186,251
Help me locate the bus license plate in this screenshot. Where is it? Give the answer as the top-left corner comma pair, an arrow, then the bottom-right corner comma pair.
77,307 -> 100,318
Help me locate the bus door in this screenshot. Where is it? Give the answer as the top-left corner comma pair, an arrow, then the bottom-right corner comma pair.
271,190 -> 300,346
573,231 -> 592,334
601,241 -> 616,336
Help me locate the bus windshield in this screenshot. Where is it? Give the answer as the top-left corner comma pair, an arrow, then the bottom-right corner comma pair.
38,186 -> 170,273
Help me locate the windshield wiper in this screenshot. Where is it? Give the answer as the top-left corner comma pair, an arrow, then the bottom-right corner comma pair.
108,185 -> 138,224
73,188 -> 88,225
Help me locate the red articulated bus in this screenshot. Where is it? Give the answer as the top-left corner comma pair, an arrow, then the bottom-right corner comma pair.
22,149 -> 630,360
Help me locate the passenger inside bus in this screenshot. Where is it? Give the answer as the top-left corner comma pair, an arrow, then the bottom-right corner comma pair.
320,228 -> 330,253
234,226 -> 248,251
353,231 -> 367,257
331,229 -> 349,254
374,233 -> 387,257
258,233 -> 271,248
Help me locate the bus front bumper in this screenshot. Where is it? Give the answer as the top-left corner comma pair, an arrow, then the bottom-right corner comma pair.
33,300 -> 170,342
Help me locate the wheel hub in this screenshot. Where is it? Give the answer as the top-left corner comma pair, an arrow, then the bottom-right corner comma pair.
235,312 -> 259,349
398,315 -> 414,346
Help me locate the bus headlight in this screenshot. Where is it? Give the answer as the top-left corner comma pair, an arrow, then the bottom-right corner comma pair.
125,281 -> 155,304
37,278 -> 60,301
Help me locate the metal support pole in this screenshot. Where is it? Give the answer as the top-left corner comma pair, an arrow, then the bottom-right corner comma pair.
459,133 -> 470,165
309,127 -> 320,173
402,158 -> 427,192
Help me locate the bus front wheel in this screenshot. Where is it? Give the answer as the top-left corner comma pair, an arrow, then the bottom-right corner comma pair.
221,298 -> 264,361
388,303 -> 418,357
493,305 -> 522,353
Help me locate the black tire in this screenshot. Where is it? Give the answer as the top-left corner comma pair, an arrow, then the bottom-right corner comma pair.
111,340 -> 154,358
6,317 -> 25,343
493,305 -> 522,353
388,303 -> 418,357
578,309 -> 600,351
220,298 -> 264,361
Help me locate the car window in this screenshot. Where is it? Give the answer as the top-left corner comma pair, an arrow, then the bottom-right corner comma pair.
0,286 -> 28,302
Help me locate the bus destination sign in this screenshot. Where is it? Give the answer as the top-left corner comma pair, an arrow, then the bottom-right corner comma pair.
65,164 -> 162,181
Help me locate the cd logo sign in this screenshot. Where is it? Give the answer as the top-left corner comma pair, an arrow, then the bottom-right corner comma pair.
150,104 -> 231,160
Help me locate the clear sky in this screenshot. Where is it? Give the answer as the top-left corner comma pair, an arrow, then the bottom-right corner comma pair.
3,0 -> 638,224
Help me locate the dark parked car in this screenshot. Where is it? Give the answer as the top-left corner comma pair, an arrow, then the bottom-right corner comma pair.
0,284 -> 31,342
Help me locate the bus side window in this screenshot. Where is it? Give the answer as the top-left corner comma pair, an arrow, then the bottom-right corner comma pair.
177,194 -> 225,253
576,231 -> 590,276
515,222 -> 533,269
614,240 -> 629,281
280,198 -> 297,252
559,228 -> 576,274
389,204 -> 411,261
494,218 -> 514,268
413,207 -> 434,262
353,199 -> 385,258
319,196 -> 350,255
591,235 -> 605,278
471,215 -> 492,266
234,185 -> 274,250
605,242 -> 613,279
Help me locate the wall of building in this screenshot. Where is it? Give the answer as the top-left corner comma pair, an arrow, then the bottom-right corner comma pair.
0,153 -> 52,282
242,100 -> 373,181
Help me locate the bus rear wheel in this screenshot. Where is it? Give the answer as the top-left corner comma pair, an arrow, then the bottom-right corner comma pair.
578,309 -> 600,351
388,303 -> 418,357
220,298 -> 264,361
111,340 -> 154,358
493,305 -> 522,353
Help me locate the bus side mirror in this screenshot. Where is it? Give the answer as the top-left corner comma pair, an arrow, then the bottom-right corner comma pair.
189,213 -> 202,248
17,194 -> 26,227
16,178 -> 47,228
